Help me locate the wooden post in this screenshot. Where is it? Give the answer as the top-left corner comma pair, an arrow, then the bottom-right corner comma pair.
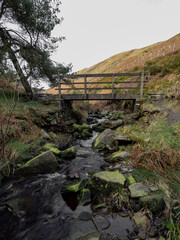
140,72 -> 144,98
84,75 -> 87,99
58,78 -> 62,108
112,75 -> 115,99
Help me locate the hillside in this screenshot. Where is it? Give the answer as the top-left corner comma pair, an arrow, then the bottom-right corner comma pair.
45,33 -> 180,95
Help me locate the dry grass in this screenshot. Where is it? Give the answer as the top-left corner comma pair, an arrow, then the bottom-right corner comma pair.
130,145 -> 179,176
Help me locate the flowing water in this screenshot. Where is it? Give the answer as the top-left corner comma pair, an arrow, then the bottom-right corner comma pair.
0,117 -> 135,240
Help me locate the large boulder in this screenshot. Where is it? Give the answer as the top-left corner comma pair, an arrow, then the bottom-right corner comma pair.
139,191 -> 166,213
61,146 -> 77,159
105,151 -> 129,163
15,151 -> 59,175
90,171 -> 126,195
101,120 -> 124,129
92,129 -> 119,150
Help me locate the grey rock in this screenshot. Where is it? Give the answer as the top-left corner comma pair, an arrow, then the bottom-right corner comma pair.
129,183 -> 150,198
15,151 -> 59,175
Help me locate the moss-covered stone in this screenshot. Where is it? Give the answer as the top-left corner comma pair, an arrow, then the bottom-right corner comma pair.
73,123 -> 92,139
133,211 -> 151,231
129,183 -> 150,198
61,146 -> 77,159
105,151 -> 129,163
126,175 -> 136,186
15,151 -> 59,175
80,189 -> 91,205
91,171 -> 126,195
73,123 -> 84,133
81,129 -> 93,139
92,129 -> 119,151
92,124 -> 105,133
62,181 -> 83,193
139,191 -> 165,213
82,123 -> 91,131
43,143 -> 61,156
101,120 -> 124,129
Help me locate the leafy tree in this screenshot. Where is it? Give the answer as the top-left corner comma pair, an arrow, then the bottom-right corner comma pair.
0,0 -> 71,93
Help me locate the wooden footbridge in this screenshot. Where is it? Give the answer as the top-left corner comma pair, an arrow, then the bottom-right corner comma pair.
56,72 -> 150,102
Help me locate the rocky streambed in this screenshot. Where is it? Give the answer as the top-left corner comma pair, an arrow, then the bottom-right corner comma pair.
0,114 -> 168,240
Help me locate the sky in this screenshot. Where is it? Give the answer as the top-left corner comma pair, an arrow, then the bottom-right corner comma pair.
51,0 -> 180,73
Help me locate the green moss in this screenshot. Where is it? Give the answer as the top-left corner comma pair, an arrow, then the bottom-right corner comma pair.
139,190 -> 165,213
81,129 -> 92,139
43,143 -> 61,156
15,150 -> 59,174
92,135 -> 100,149
73,123 -> 83,133
66,181 -> 83,193
105,151 -> 129,163
132,167 -> 158,183
127,175 -> 136,186
91,171 -> 126,195
80,188 -> 91,205
61,146 -> 77,159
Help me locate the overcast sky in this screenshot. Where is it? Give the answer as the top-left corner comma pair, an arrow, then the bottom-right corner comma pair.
51,0 -> 180,72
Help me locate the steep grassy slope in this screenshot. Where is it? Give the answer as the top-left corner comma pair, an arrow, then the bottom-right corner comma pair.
45,33 -> 180,96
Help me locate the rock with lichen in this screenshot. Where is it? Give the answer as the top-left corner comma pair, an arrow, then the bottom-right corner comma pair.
15,151 -> 59,174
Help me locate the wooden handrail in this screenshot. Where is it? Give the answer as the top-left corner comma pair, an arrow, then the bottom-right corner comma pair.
57,72 -> 149,101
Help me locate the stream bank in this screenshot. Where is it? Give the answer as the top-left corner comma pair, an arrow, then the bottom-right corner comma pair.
0,110 -> 171,240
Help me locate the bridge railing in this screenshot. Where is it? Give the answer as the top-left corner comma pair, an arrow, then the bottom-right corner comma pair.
56,72 -> 150,100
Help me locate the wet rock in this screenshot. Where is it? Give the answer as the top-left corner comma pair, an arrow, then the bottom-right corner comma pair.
92,124 -> 105,133
50,119 -> 57,125
105,151 -> 129,163
40,129 -> 51,140
48,110 -> 57,115
126,175 -> 136,186
78,212 -> 92,221
92,215 -> 110,231
138,231 -> 146,240
101,120 -> 124,129
149,226 -> 158,238
92,129 -> 120,150
43,143 -> 61,156
76,232 -> 100,240
80,189 -> 91,205
61,146 -> 77,159
82,129 -> 93,139
15,151 -> 59,175
61,181 -> 84,193
139,191 -> 165,213
133,211 -> 150,232
0,173 -> 3,185
129,183 -> 150,198
113,135 -> 134,146
90,171 -> 126,195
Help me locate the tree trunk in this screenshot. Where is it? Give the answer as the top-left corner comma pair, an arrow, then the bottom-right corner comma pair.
0,29 -> 33,94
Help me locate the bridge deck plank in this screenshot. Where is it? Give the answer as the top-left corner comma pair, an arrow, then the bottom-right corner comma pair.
60,94 -> 139,100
